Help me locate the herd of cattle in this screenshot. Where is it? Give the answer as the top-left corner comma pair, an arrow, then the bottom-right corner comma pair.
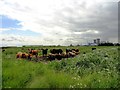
16,48 -> 80,61
1,47 -> 96,61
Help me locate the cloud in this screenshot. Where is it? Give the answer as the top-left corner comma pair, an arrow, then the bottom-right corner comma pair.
0,0 -> 119,46
1,34 -> 69,46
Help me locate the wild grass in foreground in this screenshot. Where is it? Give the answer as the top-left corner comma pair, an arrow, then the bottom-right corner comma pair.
2,46 -> 120,88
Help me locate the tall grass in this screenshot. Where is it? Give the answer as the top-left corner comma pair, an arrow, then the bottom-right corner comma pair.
2,46 -> 119,88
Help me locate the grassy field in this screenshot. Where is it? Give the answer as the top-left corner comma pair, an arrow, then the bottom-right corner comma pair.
1,46 -> 120,88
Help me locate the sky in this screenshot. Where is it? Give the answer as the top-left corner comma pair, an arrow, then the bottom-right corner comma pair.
0,0 -> 119,46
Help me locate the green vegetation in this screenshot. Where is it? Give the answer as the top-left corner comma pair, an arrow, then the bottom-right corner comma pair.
2,46 -> 120,88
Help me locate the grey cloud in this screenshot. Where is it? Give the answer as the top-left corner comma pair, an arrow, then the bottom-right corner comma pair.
57,2 -> 118,43
40,2 -> 118,45
2,36 -> 24,42
1,1 -> 118,46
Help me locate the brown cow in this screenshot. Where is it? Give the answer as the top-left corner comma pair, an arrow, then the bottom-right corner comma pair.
16,52 -> 33,60
28,49 -> 39,56
28,54 -> 33,60
16,52 -> 29,59
16,52 -> 22,58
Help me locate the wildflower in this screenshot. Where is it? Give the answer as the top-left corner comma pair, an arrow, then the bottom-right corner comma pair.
84,84 -> 87,87
98,80 -> 101,82
113,67 -> 116,69
80,83 -> 82,86
106,69 -> 109,71
70,85 -> 73,88
73,85 -> 75,87
98,71 -> 100,74
108,71 -> 111,74
74,77 -> 76,80
72,77 -> 76,80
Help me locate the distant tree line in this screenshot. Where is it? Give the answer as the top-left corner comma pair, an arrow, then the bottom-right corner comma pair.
98,43 -> 120,46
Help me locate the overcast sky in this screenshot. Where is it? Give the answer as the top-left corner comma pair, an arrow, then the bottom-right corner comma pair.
0,0 -> 119,46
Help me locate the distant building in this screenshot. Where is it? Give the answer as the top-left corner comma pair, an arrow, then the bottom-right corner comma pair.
94,39 -> 97,44
93,38 -> 100,45
96,38 -> 100,44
